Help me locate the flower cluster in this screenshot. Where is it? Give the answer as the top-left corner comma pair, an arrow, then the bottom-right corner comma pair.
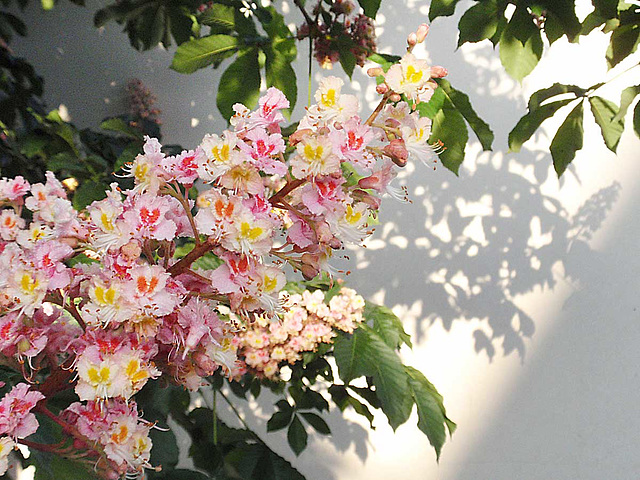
0,24 -> 447,478
298,0 -> 377,69
235,287 -> 365,379
126,78 -> 161,125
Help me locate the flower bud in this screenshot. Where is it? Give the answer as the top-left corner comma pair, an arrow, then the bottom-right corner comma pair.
376,83 -> 390,95
328,237 -> 343,250
121,240 -> 142,262
73,438 -> 86,450
288,128 -> 313,145
389,93 -> 402,103
367,67 -> 384,77
352,189 -> 382,209
416,23 -> 430,43
407,32 -> 418,47
193,352 -> 216,376
383,139 -> 408,167
430,65 -> 448,78
300,263 -> 320,281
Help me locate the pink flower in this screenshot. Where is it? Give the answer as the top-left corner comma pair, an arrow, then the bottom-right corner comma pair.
0,383 -> 45,439
123,194 -> 177,241
247,87 -> 290,131
238,128 -> 287,176
0,176 -> 30,203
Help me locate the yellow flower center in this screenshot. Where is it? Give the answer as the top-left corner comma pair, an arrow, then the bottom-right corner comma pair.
405,65 -> 423,84
212,144 -> 230,163
304,144 -> 324,162
240,222 -> 263,241
321,88 -> 337,107
87,366 -> 112,386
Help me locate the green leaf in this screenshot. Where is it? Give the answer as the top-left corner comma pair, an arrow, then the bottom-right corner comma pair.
634,101 -> 640,139
429,97 -> 468,176
416,86 -> 446,119
100,117 -> 144,140
508,98 -> 575,152
337,36 -> 357,79
614,84 -> 640,121
357,0 -> 381,17
429,0 -> 461,21
171,34 -> 239,74
406,366 -> 456,461
226,443 -> 306,480
41,0 -> 54,10
149,428 -> 180,470
589,96 -> 625,152
148,469 -> 211,480
200,3 -> 257,36
499,6 -> 544,81
365,302 -> 412,349
300,412 -> 330,435
457,0 -> 499,46
528,83 -> 586,110
267,410 -> 293,432
438,78 -> 493,151
333,325 -> 413,430
550,100 -> 584,177
367,52 -> 401,72
606,23 -> 640,69
328,384 -> 375,427
544,12 -> 565,45
217,47 -> 261,121
536,0 -> 582,41
264,43 -> 297,118
287,415 -> 308,456
72,179 -> 106,210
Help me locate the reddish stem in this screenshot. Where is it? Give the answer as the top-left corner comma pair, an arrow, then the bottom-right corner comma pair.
167,238 -> 216,277
269,178 -> 306,205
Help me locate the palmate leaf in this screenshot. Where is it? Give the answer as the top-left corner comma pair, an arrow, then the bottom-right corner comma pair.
589,96 -> 625,152
333,324 -> 413,430
499,6 -> 543,81
171,34 -> 239,74
550,100 -> 584,177
406,366 -> 456,461
634,101 -> 640,139
217,47 -> 261,121
508,98 -> 575,152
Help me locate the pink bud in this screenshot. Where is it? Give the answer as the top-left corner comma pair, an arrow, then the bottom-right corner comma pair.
407,32 -> 418,47
416,23 -> 430,43
121,240 -> 142,261
352,189 -> 382,209
288,128 -> 313,145
193,352 -> 216,376
300,263 -> 320,281
367,67 -> 384,77
389,93 -> 402,103
383,139 -> 408,167
376,83 -> 390,95
430,65 -> 448,78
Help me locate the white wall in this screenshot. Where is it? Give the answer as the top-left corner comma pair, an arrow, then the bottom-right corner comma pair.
9,1 -> 640,479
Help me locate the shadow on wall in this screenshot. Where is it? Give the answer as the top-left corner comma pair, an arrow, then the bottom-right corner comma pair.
342,8 -> 622,360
